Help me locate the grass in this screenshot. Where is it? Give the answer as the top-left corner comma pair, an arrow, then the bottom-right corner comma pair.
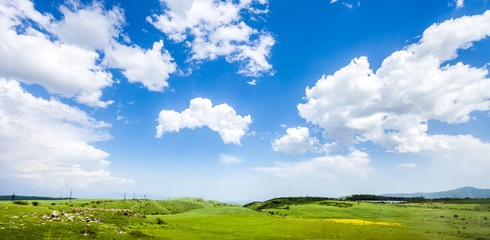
0,198 -> 488,239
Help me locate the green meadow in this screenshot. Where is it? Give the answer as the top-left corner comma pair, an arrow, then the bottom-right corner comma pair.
0,197 -> 489,239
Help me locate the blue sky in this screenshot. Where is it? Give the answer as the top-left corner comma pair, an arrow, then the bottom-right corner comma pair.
0,0 -> 489,202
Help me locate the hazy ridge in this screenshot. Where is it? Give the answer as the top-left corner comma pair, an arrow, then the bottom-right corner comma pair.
381,186 -> 490,199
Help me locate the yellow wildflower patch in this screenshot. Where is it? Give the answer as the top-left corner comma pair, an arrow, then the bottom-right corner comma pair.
286,218 -> 402,226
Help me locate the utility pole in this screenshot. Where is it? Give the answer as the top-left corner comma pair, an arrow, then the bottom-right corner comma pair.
133,191 -> 135,200
11,192 -> 15,202
69,190 -> 72,202
124,194 -> 126,201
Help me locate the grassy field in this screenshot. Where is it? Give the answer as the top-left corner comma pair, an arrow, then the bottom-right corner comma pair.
0,197 -> 489,239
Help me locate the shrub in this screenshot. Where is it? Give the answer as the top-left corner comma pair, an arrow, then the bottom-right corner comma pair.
51,203 -> 56,205
32,201 -> 40,206
129,230 -> 150,237
156,218 -> 166,225
319,201 -> 354,208
13,200 -> 28,205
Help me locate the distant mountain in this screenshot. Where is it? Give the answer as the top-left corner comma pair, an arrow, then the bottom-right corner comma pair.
381,187 -> 490,199
0,195 -> 72,201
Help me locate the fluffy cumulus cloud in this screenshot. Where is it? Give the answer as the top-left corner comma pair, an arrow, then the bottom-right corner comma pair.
55,3 -> 177,93
0,0 -> 176,107
103,41 -> 176,91
0,78 -> 133,187
297,11 -> 490,173
257,150 -> 373,180
156,98 -> 252,145
53,3 -> 124,50
272,127 -> 319,154
148,0 -> 274,76
0,0 -> 113,107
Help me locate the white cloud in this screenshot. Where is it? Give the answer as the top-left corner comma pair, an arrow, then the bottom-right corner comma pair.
54,4 -> 124,50
148,0 -> 274,76
219,154 -> 243,164
103,41 -> 176,91
0,78 -> 133,187
247,79 -> 257,85
425,135 -> 490,175
257,150 -> 373,180
272,127 -> 319,154
456,0 -> 464,8
0,1 -> 177,106
342,3 -> 353,9
397,163 -> 416,169
298,11 -> 490,153
0,0 -> 113,107
330,0 -> 357,9
156,98 -> 252,145
57,3 -> 177,93
320,142 -> 343,154
232,34 -> 275,76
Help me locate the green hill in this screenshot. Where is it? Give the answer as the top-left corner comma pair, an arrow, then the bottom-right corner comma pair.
0,195 -> 72,201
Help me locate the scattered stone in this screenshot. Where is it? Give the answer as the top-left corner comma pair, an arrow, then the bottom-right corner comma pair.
51,211 -> 59,218
117,231 -> 126,234
11,216 -> 19,219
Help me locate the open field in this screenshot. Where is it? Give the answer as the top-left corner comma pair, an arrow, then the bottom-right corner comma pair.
0,197 -> 489,239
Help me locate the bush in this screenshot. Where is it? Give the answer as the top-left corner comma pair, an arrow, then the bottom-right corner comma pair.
319,201 -> 354,208
32,201 -> 40,206
129,230 -> 150,237
51,203 -> 56,205
13,200 -> 28,205
156,218 -> 166,225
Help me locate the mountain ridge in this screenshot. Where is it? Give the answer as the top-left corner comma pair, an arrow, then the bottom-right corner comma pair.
381,186 -> 490,199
